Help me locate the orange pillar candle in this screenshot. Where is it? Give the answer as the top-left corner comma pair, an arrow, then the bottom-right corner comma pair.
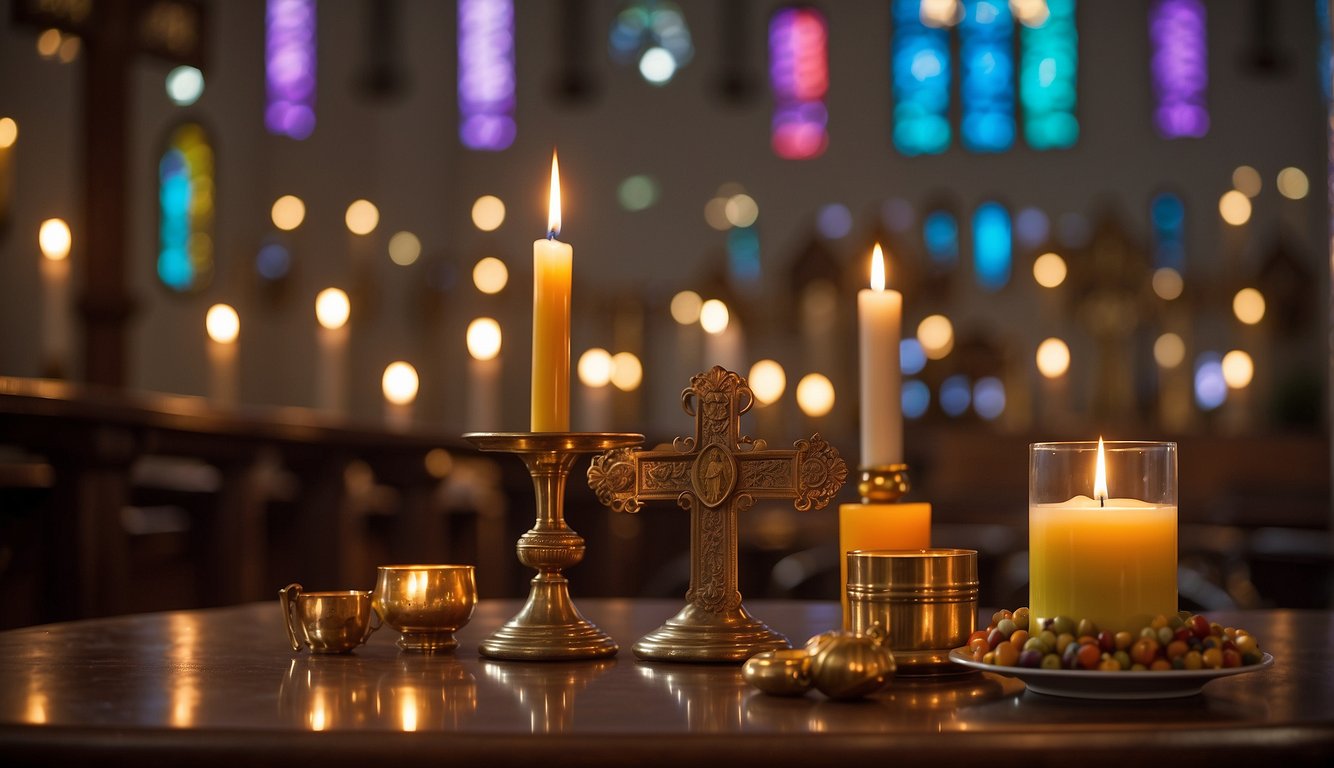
531,151 -> 571,432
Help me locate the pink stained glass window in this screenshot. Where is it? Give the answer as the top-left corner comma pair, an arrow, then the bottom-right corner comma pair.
769,7 -> 829,160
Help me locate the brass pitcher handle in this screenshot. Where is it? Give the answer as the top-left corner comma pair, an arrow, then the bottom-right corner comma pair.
280,583 -> 305,652
363,594 -> 383,643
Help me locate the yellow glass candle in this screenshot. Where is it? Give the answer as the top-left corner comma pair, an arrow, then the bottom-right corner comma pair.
531,152 -> 571,432
838,501 -> 931,629
1029,439 -> 1178,633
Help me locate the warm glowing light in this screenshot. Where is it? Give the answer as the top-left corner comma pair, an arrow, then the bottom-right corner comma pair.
425,448 -> 453,479
547,151 -> 562,235
271,195 -> 306,230
206,304 -> 240,344
639,46 -> 677,84
704,196 -> 731,230
724,194 -> 759,228
0,117 -> 18,148
1221,350 -> 1254,389
399,687 -> 419,732
165,65 -> 205,106
472,256 -> 509,293
870,244 -> 887,291
920,0 -> 962,27
796,373 -> 835,417
916,315 -> 954,360
699,299 -> 730,334
388,231 -> 422,266
1093,436 -> 1108,502
345,199 -> 379,235
471,195 -> 506,231
38,219 -> 72,261
1152,267 -> 1184,300
749,360 -> 787,405
1233,287 -> 1265,325
577,348 -> 613,388
1032,252 -> 1066,288
382,362 -> 419,405
466,317 -> 502,361
1276,167 -> 1310,200
1011,0 -> 1050,27
610,352 -> 643,392
1035,337 -> 1070,378
37,28 -> 61,57
1154,333 -> 1186,368
1232,165 -> 1261,197
670,290 -> 703,325
1218,190 -> 1251,226
315,288 -> 350,330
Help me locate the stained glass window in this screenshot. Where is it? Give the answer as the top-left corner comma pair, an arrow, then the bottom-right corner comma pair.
459,0 -> 516,150
892,0 -> 952,155
1019,0 -> 1078,149
1150,192 -> 1186,270
158,123 -> 214,292
960,0 -> 1015,152
1149,0 -> 1208,138
265,0 -> 316,140
769,6 -> 830,160
973,201 -> 1011,289
923,209 -> 960,266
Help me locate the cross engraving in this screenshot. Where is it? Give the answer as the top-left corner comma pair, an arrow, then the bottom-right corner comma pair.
588,366 -> 847,662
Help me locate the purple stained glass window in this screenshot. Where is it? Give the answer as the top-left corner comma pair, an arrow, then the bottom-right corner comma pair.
769,6 -> 829,160
1150,0 -> 1208,139
459,0 -> 516,151
266,0 -> 316,140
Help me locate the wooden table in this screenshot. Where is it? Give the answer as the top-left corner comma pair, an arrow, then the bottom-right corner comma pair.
1,600 -> 1331,766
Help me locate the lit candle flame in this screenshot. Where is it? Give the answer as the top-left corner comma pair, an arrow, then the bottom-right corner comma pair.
871,243 -> 886,292
1093,436 -> 1108,506
547,150 -> 561,238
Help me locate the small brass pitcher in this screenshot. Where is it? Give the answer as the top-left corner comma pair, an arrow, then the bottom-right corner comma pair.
280,583 -> 380,654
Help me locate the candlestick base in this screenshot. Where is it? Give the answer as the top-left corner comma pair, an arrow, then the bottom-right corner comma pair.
464,431 -> 644,661
632,602 -> 790,663
858,464 -> 910,504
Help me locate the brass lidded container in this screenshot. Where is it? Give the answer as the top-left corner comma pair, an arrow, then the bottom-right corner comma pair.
846,548 -> 978,674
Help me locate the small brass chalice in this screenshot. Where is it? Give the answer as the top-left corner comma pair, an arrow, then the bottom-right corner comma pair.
280,584 -> 380,654
373,565 -> 477,652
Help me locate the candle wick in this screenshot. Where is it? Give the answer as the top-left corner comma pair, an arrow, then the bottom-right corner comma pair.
1098,495 -> 1105,508
546,230 -> 556,241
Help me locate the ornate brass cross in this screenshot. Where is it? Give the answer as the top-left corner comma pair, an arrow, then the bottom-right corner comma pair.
588,366 -> 847,662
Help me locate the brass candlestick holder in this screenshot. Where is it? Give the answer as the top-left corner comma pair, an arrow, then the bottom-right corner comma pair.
858,463 -> 910,503
464,432 -> 643,661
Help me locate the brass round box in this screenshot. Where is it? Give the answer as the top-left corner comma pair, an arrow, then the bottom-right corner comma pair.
846,548 -> 978,674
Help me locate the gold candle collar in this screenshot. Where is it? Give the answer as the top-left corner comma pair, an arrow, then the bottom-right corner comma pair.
858,463 -> 910,503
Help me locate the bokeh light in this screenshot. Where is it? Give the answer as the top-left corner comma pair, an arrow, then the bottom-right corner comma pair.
1232,287 -> 1265,325
1014,206 -> 1050,248
315,288 -> 350,330
902,379 -> 930,419
256,241 -> 291,280
724,194 -> 759,228
271,195 -> 306,231
816,203 -> 852,239
749,359 -> 787,405
1036,337 -> 1070,378
639,46 -> 677,84
471,195 -> 506,231
700,299 -> 729,334
916,315 -> 954,360
704,196 -> 731,230
1232,165 -> 1261,198
37,28 -> 61,58
382,362 -> 419,405
1152,267 -> 1184,300
1276,167 -> 1309,200
466,318 -> 502,361
345,199 -> 379,235
1011,0 -> 1050,27
206,304 -> 240,344
58,35 -> 80,63
882,197 -> 916,233
38,218 -> 72,261
617,175 -> 659,211
0,117 -> 17,148
940,374 -> 971,417
1153,332 -> 1186,369
577,348 -> 613,388
1032,252 -> 1067,288
973,376 -> 1005,420
796,373 -> 835,417
900,338 -> 927,375
1221,350 -> 1254,389
165,66 -> 205,106
610,352 -> 643,391
388,231 -> 422,266
1193,353 -> 1226,410
1218,190 -> 1251,226
671,290 -> 702,325
472,257 -> 509,294
919,0 -> 963,28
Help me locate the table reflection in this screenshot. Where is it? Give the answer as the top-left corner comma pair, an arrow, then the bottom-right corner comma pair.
638,663 -> 749,731
377,655 -> 477,731
481,659 -> 614,733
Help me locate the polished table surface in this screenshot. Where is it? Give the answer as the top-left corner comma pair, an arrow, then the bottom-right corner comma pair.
1,599 -> 1331,766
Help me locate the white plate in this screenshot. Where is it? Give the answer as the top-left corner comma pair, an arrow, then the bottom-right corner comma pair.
947,648 -> 1274,699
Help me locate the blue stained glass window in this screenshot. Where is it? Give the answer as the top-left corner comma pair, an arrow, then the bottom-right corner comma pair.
1020,0 -> 1078,149
1150,192 -> 1186,271
923,210 -> 959,266
973,201 -> 1011,290
960,0 -> 1015,152
158,123 -> 214,292
892,0 -> 951,155
727,226 -> 761,285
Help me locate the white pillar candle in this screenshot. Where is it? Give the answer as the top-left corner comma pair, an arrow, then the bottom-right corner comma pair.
857,244 -> 902,466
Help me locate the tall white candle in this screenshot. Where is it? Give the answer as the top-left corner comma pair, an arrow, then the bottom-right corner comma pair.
38,218 -> 72,376
205,303 -> 240,407
857,244 -> 902,466
314,288 -> 350,415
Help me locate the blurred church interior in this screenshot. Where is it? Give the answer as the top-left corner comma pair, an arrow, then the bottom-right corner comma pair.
0,0 -> 1330,628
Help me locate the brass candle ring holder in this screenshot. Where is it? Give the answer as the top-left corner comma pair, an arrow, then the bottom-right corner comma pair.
858,463 -> 910,504
464,431 -> 643,661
